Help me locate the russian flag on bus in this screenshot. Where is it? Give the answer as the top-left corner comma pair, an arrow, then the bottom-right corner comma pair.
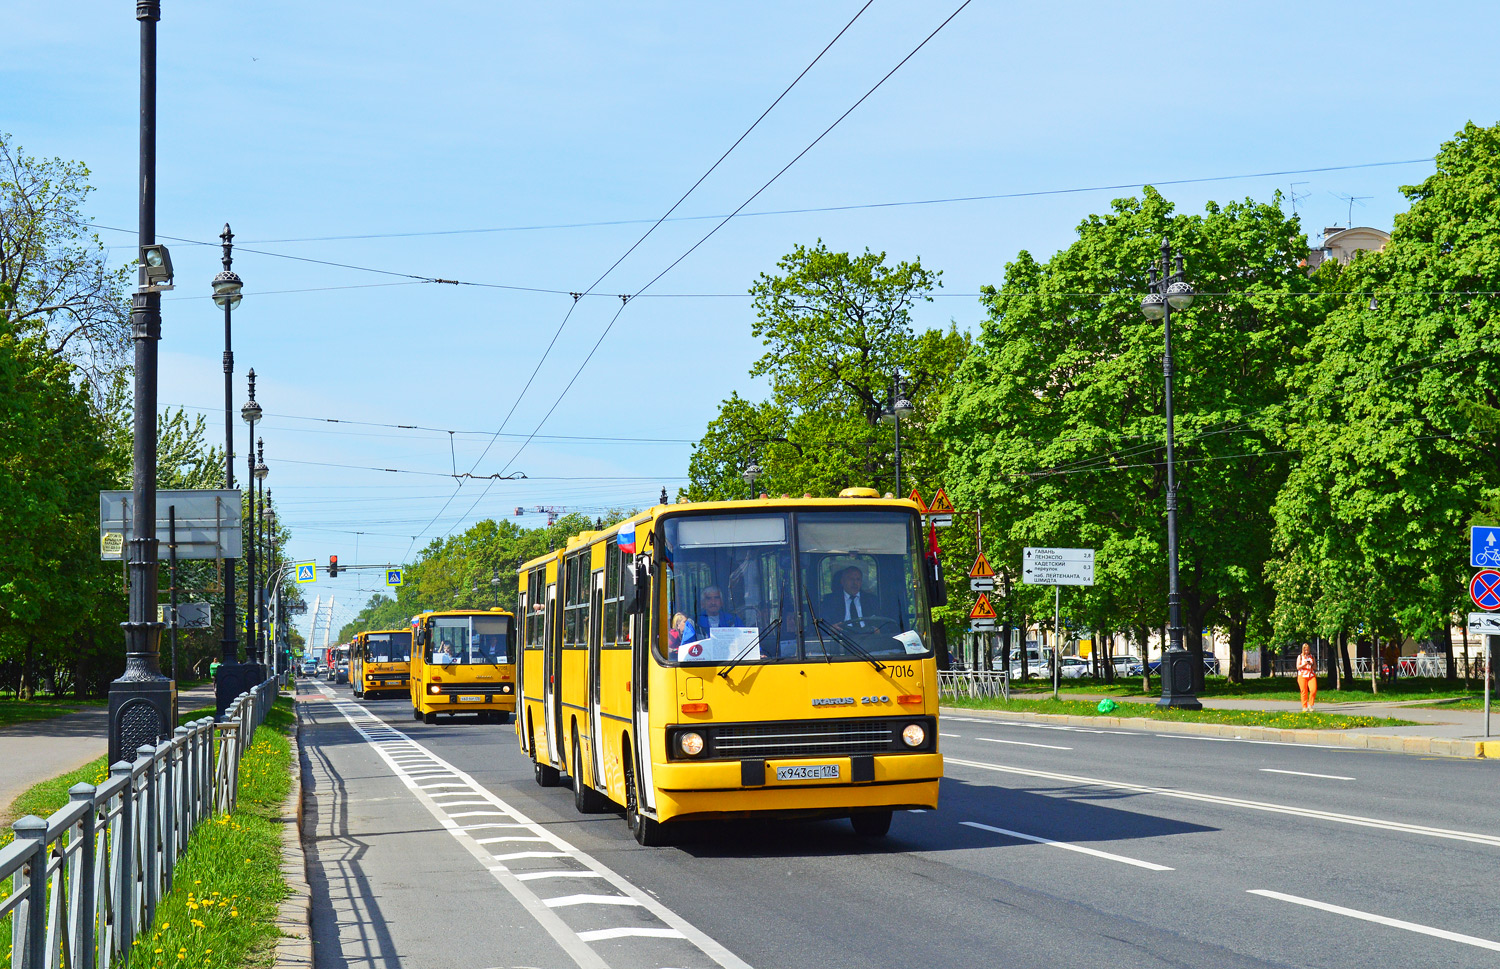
618,521 -> 637,555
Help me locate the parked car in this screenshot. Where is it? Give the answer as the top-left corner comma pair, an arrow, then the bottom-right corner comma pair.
1111,655 -> 1144,677
1146,654 -> 1219,676
1059,656 -> 1091,679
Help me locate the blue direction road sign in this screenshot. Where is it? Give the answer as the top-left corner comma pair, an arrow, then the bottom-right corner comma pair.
1473,526 -> 1500,568
1471,569 -> 1500,610
295,562 -> 316,583
385,567 -> 404,587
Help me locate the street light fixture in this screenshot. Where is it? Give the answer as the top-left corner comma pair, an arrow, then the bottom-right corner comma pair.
213,224 -> 244,717
879,373 -> 914,496
254,444 -> 268,665
742,460 -> 761,499
241,372 -> 262,674
1139,239 -> 1201,710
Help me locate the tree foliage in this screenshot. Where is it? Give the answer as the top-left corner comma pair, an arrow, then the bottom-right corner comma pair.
685,242 -> 968,501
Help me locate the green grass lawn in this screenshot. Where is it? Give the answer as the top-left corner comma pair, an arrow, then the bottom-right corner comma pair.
1007,674 -> 1481,705
135,698 -> 294,969
0,696 -> 104,729
947,695 -> 1417,730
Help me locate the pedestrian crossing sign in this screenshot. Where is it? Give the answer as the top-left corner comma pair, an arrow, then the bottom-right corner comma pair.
295,562 -> 316,583
386,567 -> 403,587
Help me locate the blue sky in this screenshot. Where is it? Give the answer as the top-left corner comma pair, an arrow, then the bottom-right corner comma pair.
7,1 -> 1498,637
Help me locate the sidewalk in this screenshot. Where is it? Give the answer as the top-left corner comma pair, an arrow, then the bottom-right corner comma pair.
945,689 -> 1500,760
0,682 -> 219,822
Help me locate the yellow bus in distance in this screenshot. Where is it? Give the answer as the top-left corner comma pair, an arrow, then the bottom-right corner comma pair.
517,490 -> 945,845
410,609 -> 516,724
352,628 -> 413,699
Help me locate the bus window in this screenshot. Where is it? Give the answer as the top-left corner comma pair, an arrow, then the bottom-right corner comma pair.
429,615 -> 510,665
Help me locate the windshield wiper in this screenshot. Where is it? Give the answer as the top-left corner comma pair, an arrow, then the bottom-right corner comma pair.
809,615 -> 887,672
718,617 -> 782,680
800,583 -> 832,664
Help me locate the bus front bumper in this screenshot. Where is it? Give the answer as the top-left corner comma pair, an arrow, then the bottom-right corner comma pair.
651,752 -> 941,822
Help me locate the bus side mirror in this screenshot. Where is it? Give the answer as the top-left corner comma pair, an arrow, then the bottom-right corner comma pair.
929,560 -> 947,608
415,625 -> 427,647
623,556 -> 647,615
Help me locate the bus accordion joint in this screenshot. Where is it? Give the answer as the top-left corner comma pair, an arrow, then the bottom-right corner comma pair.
681,702 -> 709,715
897,694 -> 923,705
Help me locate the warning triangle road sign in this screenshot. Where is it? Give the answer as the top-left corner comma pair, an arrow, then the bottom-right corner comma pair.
969,552 -> 995,579
908,487 -> 928,513
927,487 -> 955,514
969,593 -> 998,620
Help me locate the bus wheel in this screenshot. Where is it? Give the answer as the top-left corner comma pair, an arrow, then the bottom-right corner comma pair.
850,810 -> 892,837
411,707 -> 422,722
497,711 -> 512,725
423,711 -> 437,725
531,716 -> 561,787
571,730 -> 608,814
624,751 -> 671,847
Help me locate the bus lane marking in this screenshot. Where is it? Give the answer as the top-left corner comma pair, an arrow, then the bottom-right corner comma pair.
1258,769 -> 1355,781
314,686 -> 752,969
961,821 -> 1173,871
1247,890 -> 1500,952
946,757 -> 1500,848
545,895 -> 645,909
976,738 -> 1073,751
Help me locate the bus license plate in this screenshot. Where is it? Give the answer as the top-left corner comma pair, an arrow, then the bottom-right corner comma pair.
457,695 -> 483,703
776,764 -> 839,781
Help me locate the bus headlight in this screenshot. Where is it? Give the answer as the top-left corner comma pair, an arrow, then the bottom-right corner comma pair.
429,685 -> 441,695
678,731 -> 705,757
901,723 -> 926,748
500,684 -> 512,693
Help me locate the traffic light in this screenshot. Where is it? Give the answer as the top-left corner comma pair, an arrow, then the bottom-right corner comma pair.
329,555 -> 339,578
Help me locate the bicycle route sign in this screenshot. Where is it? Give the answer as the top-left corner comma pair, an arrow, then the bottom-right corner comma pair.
1471,526 -> 1500,568
1470,568 -> 1500,611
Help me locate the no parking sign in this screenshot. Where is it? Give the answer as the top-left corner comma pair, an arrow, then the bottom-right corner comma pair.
1470,569 -> 1500,610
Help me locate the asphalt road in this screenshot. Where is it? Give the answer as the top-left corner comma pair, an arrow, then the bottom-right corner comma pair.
297,680 -> 1500,969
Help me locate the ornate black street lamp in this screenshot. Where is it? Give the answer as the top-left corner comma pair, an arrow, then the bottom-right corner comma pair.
1140,239 -> 1202,710
241,373 -> 262,675
742,459 -> 761,500
212,224 -> 244,716
879,373 -> 914,496
253,441 -> 269,667
108,0 -> 175,765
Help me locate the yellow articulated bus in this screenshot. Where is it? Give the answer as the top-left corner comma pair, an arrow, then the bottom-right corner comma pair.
352,628 -> 413,700
517,490 -> 946,845
409,609 -> 517,724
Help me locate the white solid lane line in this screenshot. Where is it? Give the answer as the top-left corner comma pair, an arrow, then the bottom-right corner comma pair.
1153,734 -> 1352,751
1259,768 -> 1355,781
1248,890 -> 1500,952
938,732 -> 961,738
976,737 -> 1072,751
961,821 -> 1173,871
946,758 -> 1500,848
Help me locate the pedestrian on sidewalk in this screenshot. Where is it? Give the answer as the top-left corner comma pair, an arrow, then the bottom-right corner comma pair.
1296,643 -> 1318,711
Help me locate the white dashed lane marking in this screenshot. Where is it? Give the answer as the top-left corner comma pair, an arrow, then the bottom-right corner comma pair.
312,684 -> 751,969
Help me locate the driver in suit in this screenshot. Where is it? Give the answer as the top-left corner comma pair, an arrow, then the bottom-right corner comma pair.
821,566 -> 877,630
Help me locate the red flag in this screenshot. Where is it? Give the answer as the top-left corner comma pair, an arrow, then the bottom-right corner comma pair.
927,521 -> 940,562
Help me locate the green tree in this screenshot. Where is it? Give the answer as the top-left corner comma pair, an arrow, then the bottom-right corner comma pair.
0,134 -> 132,391
686,242 -> 967,501
1270,121 -> 1500,679
939,188 -> 1322,684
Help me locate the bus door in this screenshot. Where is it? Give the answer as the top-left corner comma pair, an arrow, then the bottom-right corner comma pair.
589,568 -> 605,786
631,562 -> 657,812
543,582 -> 562,765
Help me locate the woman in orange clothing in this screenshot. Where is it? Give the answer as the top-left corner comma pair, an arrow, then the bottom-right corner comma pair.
1296,643 -> 1318,711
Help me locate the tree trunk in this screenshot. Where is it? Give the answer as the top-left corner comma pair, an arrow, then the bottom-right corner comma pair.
1227,616 -> 1246,684
1020,614 -> 1030,681
1441,622 -> 1456,682
1103,630 -> 1115,683
1000,623 -> 1012,680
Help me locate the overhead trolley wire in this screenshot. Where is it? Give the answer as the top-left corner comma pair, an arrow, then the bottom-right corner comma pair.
416,1 -> 880,550
489,0 -> 977,487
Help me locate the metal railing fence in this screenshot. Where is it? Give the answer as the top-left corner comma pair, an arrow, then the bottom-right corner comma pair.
0,677 -> 278,969
938,669 -> 1011,702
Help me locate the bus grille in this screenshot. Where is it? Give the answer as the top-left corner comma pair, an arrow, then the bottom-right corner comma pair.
432,682 -> 509,695
707,718 -> 899,759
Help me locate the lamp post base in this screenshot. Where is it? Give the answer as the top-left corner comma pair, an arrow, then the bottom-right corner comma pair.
108,673 -> 175,764
1156,649 -> 1202,710
215,663 -> 260,718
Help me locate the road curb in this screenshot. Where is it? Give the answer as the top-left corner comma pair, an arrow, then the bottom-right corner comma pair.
940,705 -> 1492,759
274,692 -> 314,969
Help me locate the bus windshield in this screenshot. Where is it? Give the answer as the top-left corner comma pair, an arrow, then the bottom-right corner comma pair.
365,632 -> 412,663
429,615 -> 511,666
659,509 -> 932,666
